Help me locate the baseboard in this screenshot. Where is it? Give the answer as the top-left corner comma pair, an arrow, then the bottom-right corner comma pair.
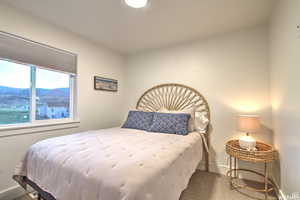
0,185 -> 26,200
198,162 -> 229,175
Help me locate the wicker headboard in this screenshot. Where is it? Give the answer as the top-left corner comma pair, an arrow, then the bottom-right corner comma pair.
136,83 -> 210,171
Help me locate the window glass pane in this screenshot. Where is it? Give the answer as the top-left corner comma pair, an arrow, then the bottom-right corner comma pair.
36,68 -> 70,120
0,60 -> 30,124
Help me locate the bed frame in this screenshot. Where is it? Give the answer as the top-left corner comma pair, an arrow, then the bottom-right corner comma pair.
136,83 -> 210,172
14,83 -> 210,200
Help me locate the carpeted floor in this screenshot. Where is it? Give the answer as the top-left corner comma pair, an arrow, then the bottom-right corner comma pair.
180,171 -> 277,200
15,171 -> 278,200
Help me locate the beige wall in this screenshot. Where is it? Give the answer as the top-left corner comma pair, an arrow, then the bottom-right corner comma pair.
0,3 -> 126,196
124,26 -> 273,174
270,0 -> 300,195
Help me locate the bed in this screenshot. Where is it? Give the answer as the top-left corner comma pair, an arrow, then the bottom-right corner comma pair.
13,83 -> 210,200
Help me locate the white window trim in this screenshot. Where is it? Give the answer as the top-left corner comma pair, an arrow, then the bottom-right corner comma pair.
0,61 -> 79,134
30,66 -> 37,122
0,120 -> 80,131
0,120 -> 80,138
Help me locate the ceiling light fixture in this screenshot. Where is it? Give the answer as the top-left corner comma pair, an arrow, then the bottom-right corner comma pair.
124,0 -> 149,8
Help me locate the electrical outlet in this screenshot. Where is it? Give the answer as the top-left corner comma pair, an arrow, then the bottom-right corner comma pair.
297,25 -> 300,38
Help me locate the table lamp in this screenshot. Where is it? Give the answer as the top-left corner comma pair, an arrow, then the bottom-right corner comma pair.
237,115 -> 260,150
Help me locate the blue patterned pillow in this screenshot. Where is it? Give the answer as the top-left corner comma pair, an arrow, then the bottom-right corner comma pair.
122,111 -> 154,131
148,112 -> 190,135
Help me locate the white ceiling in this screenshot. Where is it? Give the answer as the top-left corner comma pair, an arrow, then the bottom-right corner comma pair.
2,0 -> 275,54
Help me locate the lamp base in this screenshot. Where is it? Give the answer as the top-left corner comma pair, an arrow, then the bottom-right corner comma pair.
239,135 -> 256,150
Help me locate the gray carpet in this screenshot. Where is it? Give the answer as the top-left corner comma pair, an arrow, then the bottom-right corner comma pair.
15,171 -> 278,200
180,171 -> 277,200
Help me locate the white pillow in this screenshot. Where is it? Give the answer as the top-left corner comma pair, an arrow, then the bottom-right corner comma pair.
194,111 -> 209,133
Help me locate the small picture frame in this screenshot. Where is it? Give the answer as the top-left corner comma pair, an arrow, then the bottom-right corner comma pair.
94,76 -> 118,92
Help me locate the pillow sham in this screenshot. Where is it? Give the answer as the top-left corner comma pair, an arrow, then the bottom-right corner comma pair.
122,110 -> 154,131
158,107 -> 195,132
194,112 -> 209,133
148,112 -> 190,135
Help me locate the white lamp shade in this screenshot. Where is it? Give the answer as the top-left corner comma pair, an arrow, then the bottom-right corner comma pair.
237,115 -> 260,133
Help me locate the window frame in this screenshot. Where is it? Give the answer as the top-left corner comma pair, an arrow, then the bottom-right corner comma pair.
0,59 -> 78,129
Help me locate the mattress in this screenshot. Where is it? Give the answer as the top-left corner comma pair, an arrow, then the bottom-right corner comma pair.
14,127 -> 203,200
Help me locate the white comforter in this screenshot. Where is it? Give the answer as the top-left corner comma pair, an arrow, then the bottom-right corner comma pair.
15,128 -> 203,200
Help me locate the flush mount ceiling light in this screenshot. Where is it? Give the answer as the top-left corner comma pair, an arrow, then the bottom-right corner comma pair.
124,0 -> 149,8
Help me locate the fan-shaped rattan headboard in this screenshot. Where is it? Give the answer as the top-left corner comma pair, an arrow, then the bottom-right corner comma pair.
136,83 -> 210,120
136,83 -> 210,172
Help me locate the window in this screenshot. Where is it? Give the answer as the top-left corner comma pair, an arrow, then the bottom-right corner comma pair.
0,59 -> 75,126
0,31 -> 77,128
0,60 -> 31,124
36,68 -> 71,120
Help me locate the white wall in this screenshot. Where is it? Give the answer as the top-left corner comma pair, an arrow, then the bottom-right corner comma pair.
1,2 -> 289,198
270,0 -> 300,195
124,26 -> 273,174
0,3 -> 126,197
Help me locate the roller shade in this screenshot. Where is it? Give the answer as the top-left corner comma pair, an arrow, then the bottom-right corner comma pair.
0,31 -> 77,74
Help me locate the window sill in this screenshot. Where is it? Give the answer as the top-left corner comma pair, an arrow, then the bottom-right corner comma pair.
0,120 -> 80,138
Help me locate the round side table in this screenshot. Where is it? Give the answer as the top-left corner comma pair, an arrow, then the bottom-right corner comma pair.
226,140 -> 277,200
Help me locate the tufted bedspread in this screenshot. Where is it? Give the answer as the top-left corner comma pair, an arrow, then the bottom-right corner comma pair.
14,127 -> 203,200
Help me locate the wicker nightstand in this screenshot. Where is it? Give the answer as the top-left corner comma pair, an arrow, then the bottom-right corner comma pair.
226,140 -> 277,200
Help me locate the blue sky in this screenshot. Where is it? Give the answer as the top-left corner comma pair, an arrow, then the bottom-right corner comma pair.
0,60 -> 69,89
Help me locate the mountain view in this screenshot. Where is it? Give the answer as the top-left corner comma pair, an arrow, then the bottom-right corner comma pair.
0,86 -> 70,124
